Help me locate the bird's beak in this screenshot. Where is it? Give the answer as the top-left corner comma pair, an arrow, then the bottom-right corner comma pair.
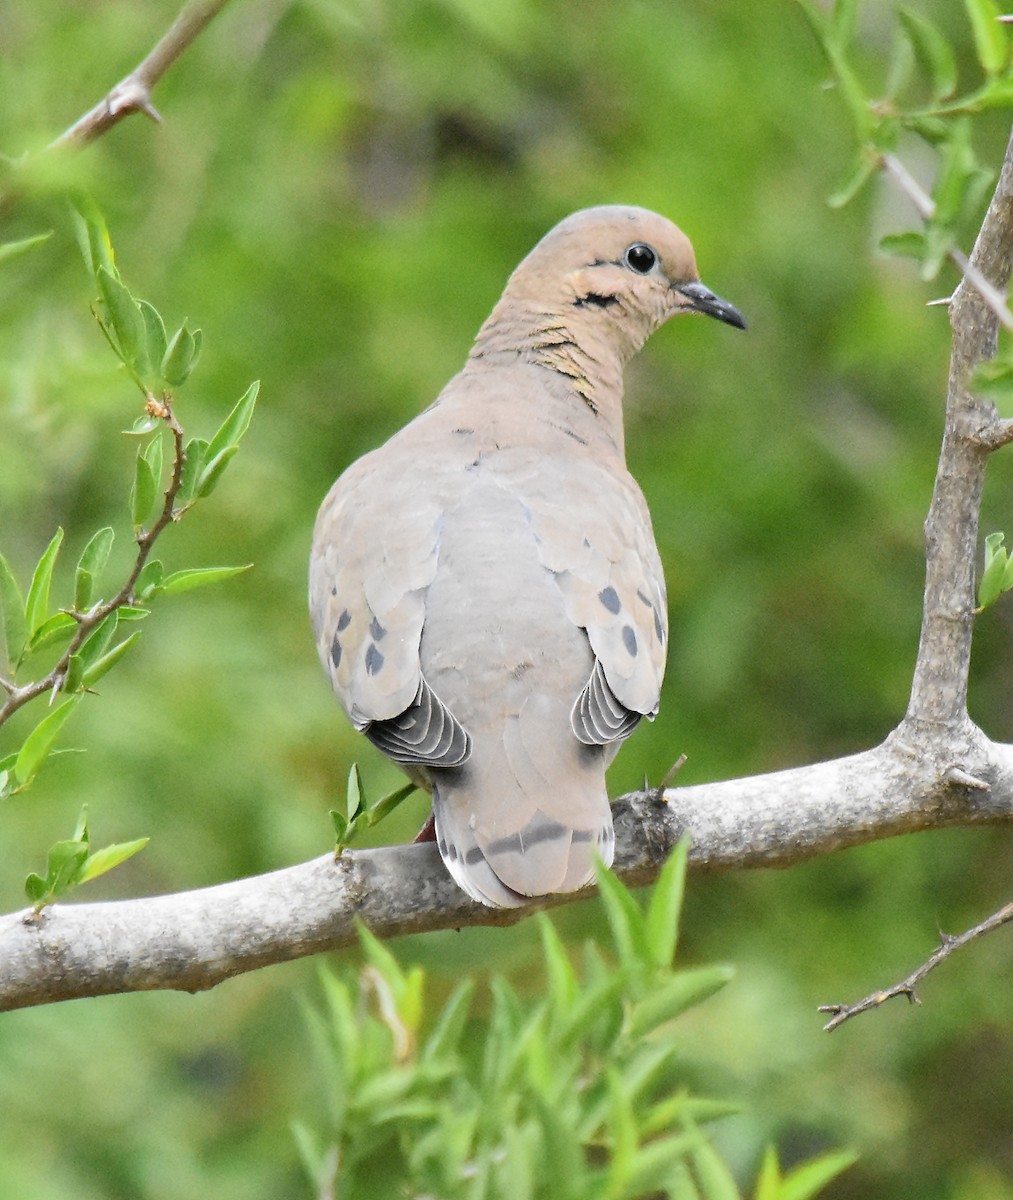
675,280 -> 746,330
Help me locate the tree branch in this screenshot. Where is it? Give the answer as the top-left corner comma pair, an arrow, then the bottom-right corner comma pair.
902,123 -> 1013,731
2,730 -> 1012,1012
819,899 -> 1013,1032
0,0 -> 232,220
48,0 -> 232,152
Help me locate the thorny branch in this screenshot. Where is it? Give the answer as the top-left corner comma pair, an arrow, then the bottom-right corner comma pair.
819,902 -> 1013,1032
0,0 -> 232,220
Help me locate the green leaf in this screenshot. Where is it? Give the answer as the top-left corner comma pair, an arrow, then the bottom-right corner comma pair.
135,559 -> 164,601
1002,552 -> 1013,595
421,979 -> 475,1063
330,810 -> 349,846
830,0 -> 859,46
0,552 -> 27,670
964,0 -> 1008,76
131,447 -> 157,528
24,528 -> 64,639
177,438 -> 208,505
97,265 -> 145,369
138,301 -> 168,373
71,199 -> 115,278
0,231 -> 52,265
538,914 -> 578,1014
42,838 -> 90,898
627,967 -> 735,1040
78,837 -> 150,884
827,153 -> 877,210
74,526 -> 115,611
13,697 -> 81,787
27,612 -> 77,654
973,357 -> 1013,398
898,8 -> 957,101
879,231 -> 927,260
161,323 -> 198,386
143,430 -> 164,495
778,1148 -> 858,1200
689,1127 -> 741,1200
347,763 -> 365,824
595,860 -> 653,974
646,836 -> 689,969
81,630 -> 140,688
206,380 -> 260,463
158,564 -> 252,595
365,780 -> 418,828
23,872 -> 48,903
979,532 -> 1009,610
195,445 -> 238,498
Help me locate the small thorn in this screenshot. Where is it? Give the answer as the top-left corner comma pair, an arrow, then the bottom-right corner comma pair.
926,295 -> 953,307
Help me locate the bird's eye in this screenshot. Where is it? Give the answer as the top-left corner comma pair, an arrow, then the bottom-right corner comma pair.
624,243 -> 657,274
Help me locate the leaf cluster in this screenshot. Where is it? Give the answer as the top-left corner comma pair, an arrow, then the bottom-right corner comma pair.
295,844 -> 856,1200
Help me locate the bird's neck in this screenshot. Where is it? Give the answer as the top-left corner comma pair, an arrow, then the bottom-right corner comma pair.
467,299 -> 634,449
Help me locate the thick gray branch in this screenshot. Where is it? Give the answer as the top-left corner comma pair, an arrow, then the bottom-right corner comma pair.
1,724 -> 1012,1012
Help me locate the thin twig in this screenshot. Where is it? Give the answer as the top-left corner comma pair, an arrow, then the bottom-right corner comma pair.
819,901 -> 1013,1031
881,153 -> 1013,332
0,0 -> 232,221
49,0 -> 232,151
0,398 -> 187,728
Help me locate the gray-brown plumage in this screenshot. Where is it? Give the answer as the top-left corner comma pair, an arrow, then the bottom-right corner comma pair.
310,205 -> 744,907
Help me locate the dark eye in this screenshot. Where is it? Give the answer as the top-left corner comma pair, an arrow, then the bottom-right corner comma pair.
624,243 -> 657,274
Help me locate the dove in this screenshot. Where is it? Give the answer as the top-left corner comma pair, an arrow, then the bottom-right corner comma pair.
310,205 -> 744,908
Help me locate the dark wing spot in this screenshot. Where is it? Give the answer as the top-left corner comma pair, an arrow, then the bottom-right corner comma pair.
636,588 -> 652,606
336,609 -> 352,632
622,625 -> 638,657
598,586 -> 621,615
369,616 -> 386,640
330,633 -> 342,669
330,585 -> 337,597
452,427 -> 475,436
653,606 -> 664,643
365,644 -> 385,675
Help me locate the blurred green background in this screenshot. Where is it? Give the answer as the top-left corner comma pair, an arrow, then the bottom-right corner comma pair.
1,0 -> 1012,1196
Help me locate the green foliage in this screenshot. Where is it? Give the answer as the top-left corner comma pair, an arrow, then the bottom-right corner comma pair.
23,804 -> 148,912
331,762 -> 418,848
296,845 -> 854,1199
976,531 -> 1013,610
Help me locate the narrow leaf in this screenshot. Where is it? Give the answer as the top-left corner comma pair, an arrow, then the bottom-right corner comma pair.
97,266 -> 145,368
979,539 -> 1009,610
365,780 -> 418,827
78,837 -> 150,884
827,154 -> 876,210
206,380 -> 260,462
898,8 -> 957,101
0,552 -> 27,670
195,445 -> 238,498
135,559 -> 164,601
161,323 -> 197,386
0,231 -> 53,265
82,631 -> 140,688
177,438 -> 208,505
646,836 -> 689,968
779,1149 -> 858,1200
879,231 -> 926,260
74,526 -> 115,611
143,430 -> 164,494
347,762 -> 365,824
27,612 -> 77,654
138,301 -> 167,373
25,528 -> 64,638
627,967 -> 735,1039
158,564 -> 252,595
13,697 -> 81,787
964,0 -> 1007,76
131,448 -> 157,528
70,200 -> 115,278
689,1130 -> 741,1200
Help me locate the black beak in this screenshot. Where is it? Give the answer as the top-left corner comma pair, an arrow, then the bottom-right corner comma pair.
677,280 -> 746,330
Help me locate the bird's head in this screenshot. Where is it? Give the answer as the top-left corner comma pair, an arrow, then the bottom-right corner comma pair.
502,204 -> 745,357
